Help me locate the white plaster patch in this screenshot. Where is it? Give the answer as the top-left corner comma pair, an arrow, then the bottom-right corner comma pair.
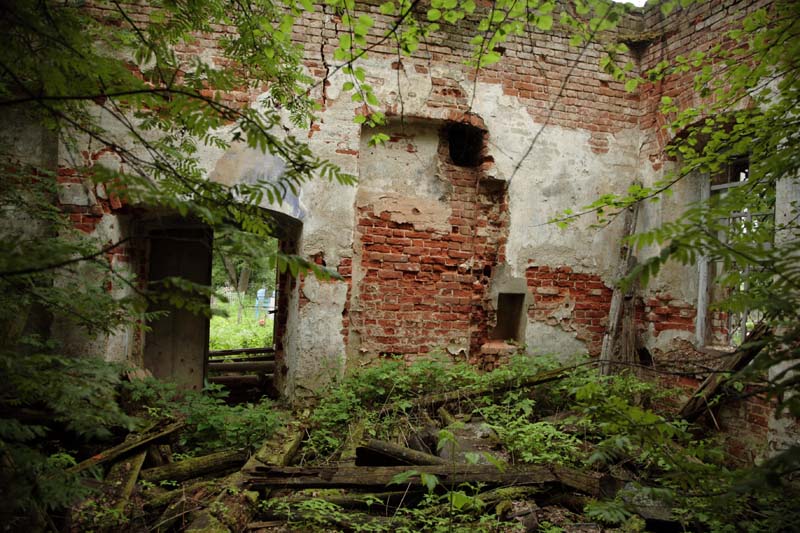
209,142 -> 308,222
358,120 -> 443,199
357,191 -> 451,234
58,182 -> 94,206
642,328 -> 695,352
91,214 -> 123,243
524,321 -> 588,362
284,275 -> 349,398
471,83 -> 640,283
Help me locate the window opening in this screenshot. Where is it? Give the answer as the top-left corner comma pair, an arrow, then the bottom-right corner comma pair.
447,122 -> 484,167
490,293 -> 526,342
699,157 -> 770,347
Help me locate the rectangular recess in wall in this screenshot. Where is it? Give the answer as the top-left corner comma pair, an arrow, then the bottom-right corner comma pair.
490,293 -> 525,342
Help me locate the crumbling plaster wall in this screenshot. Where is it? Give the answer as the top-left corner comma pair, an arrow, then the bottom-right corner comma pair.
152,1 -> 657,385
39,0 -> 778,400
471,83 -> 642,357
46,106 -> 142,363
634,0 -> 771,354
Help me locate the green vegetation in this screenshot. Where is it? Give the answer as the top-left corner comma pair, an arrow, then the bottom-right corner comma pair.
1,0 -> 799,529
273,354 -> 799,532
124,379 -> 282,456
209,296 -> 274,351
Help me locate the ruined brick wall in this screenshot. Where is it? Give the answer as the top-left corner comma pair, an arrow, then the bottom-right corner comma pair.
36,0 -> 796,459
638,0 -> 770,160
348,119 -> 508,366
298,1 -> 642,151
55,0 -> 781,405
525,266 -> 613,356
53,146 -> 146,362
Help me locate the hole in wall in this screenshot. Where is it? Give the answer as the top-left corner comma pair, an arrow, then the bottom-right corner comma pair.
490,293 -> 526,342
446,122 -> 484,167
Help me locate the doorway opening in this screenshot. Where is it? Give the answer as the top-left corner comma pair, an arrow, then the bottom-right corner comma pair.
208,233 -> 279,353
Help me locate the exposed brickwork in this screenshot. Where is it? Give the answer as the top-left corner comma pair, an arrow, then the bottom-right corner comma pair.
637,293 -> 696,336
348,126 -> 507,363
55,147 -> 140,298
524,265 -> 613,355
300,2 -> 641,149
59,0 -> 790,456
638,0 -> 771,162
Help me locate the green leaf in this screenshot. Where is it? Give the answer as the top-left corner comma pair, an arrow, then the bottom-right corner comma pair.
536,15 -> 553,31
427,8 -> 442,21
389,469 -> 419,485
420,472 -> 439,492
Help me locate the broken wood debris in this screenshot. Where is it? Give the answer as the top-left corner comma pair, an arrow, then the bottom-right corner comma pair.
67,420 -> 184,474
678,323 -> 769,422
247,464 -> 618,498
139,448 -> 249,483
55,358 -> 766,532
355,438 -> 447,466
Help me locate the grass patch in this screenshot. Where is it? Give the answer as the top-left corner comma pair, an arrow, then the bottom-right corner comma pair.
209,295 -> 273,351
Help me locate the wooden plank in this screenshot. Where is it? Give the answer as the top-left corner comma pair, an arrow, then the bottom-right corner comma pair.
678,323 -> 769,422
356,439 -> 447,466
184,423 -> 305,532
208,347 -> 275,357
208,375 -> 266,387
67,420 -> 184,474
207,361 -> 275,373
600,203 -> 640,375
248,464 -> 611,497
208,355 -> 274,363
139,449 -> 248,483
105,450 -> 147,511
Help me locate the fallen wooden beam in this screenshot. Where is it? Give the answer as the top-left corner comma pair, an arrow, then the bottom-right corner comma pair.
208,347 -> 275,358
339,418 -> 366,464
183,422 -> 305,532
140,449 -> 248,483
143,480 -> 218,512
678,323 -> 769,423
67,420 -> 184,474
106,450 -> 147,511
355,438 -> 447,466
248,464 -> 616,497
